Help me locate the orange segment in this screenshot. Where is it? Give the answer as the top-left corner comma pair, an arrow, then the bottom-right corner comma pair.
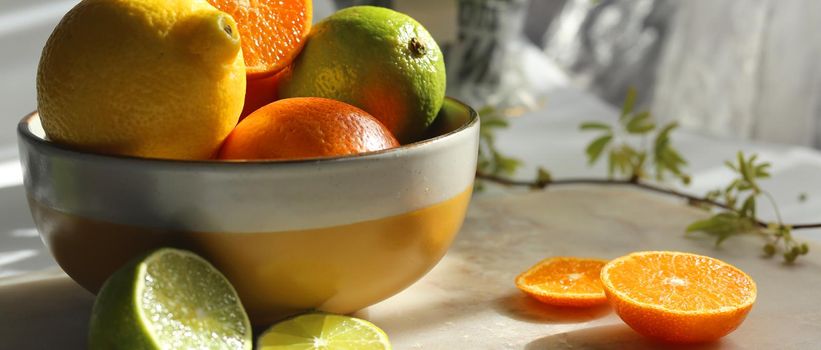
515,257 -> 609,307
208,0 -> 312,78
601,251 -> 756,343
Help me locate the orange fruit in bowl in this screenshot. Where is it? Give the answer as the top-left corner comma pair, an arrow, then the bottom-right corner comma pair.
278,6 -> 446,144
240,71 -> 282,120
207,0 -> 312,78
601,251 -> 757,343
515,257 -> 609,307
219,97 -> 399,160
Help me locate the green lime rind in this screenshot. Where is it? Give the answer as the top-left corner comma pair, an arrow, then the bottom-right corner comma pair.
257,313 -> 391,350
88,248 -> 252,350
279,5 -> 446,144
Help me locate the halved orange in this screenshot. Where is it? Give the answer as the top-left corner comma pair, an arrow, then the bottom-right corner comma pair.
601,251 -> 756,343
207,0 -> 312,78
515,257 -> 609,307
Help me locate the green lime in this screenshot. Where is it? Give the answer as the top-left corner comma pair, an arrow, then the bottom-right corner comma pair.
88,248 -> 252,350
257,313 -> 391,350
278,5 -> 446,143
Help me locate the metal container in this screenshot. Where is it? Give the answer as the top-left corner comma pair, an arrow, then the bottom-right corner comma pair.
18,98 -> 478,325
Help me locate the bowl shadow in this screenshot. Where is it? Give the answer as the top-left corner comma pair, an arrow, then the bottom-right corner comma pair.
0,273 -> 94,349
525,324 -> 727,350
493,291 -> 612,324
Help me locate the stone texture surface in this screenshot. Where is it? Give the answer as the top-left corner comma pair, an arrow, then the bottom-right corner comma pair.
365,187 -> 821,349
4,187 -> 819,349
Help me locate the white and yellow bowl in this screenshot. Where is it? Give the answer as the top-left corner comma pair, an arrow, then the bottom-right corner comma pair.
17,98 -> 479,325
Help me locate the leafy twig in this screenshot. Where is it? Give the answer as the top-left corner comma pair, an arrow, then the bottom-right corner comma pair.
475,107 -> 551,190
475,171 -> 821,231
475,89 -> 818,263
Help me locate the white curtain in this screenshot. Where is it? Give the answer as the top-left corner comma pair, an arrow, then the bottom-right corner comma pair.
543,0 -> 821,148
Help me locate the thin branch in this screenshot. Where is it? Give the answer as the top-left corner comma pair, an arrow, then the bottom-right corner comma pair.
761,190 -> 784,225
476,171 -> 821,230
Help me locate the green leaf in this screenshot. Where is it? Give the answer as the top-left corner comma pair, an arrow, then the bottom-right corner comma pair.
737,182 -> 754,191
477,106 -> 497,117
725,179 -> 740,193
652,122 -> 689,182
633,151 -> 648,177
473,180 -> 485,192
740,195 -> 757,218
495,153 -> 522,175
666,148 -> 687,165
686,214 -> 728,233
625,111 -> 655,134
481,118 -> 509,129
580,122 -> 612,131
611,146 -> 635,176
686,212 -> 755,246
724,160 -> 737,171
607,149 -> 617,177
755,163 -> 771,178
536,167 -> 552,184
738,152 -> 753,183
585,134 -> 613,164
621,87 -> 637,119
653,123 -> 675,155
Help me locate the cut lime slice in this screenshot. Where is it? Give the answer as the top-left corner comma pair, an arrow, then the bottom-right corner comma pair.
88,248 -> 252,350
258,313 -> 391,350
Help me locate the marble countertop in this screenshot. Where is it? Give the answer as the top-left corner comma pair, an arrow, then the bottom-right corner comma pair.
366,187 -> 821,349
3,187 -> 820,349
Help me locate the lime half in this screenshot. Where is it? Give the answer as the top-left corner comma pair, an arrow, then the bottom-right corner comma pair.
88,248 -> 252,350
258,313 -> 391,350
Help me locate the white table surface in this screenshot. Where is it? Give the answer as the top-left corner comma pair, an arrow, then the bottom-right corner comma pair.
3,1 -> 821,349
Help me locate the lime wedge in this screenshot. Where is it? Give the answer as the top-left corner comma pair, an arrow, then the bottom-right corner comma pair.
88,248 -> 252,350
258,313 -> 391,350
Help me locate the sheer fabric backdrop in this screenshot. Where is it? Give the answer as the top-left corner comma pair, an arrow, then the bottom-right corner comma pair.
542,0 -> 821,148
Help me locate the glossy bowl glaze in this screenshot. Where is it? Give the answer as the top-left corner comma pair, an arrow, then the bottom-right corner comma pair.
18,98 -> 478,325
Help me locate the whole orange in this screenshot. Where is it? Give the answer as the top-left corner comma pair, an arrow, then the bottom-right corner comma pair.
219,97 -> 399,160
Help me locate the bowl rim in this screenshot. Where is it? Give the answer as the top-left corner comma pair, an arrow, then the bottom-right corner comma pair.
18,97 -> 479,167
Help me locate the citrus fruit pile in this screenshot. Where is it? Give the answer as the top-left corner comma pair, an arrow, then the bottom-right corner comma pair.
516,251 -> 757,343
37,0 -> 446,161
36,0 -> 447,348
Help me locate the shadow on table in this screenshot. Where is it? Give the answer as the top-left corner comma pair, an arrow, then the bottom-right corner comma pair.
525,324 -> 726,350
0,274 -> 93,349
0,185 -> 57,275
493,291 -> 612,324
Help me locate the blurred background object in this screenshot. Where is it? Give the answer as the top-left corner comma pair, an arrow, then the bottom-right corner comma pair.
541,0 -> 821,148
3,0 -> 821,146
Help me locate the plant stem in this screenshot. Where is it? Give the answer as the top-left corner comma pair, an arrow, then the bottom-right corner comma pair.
476,171 -> 821,230
762,190 -> 784,225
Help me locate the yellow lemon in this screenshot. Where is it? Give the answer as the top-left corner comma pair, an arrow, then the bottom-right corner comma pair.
37,0 -> 245,160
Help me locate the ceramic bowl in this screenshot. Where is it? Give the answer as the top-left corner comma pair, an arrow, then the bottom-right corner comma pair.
17,98 -> 478,325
